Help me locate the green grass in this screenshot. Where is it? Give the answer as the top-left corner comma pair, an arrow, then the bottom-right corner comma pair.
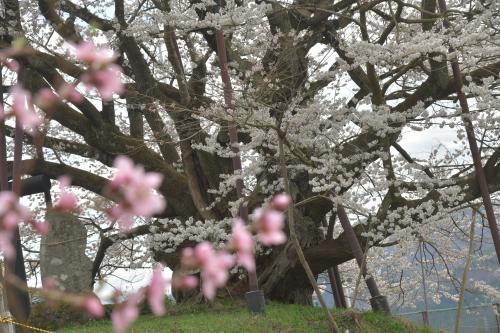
59,302 -> 436,333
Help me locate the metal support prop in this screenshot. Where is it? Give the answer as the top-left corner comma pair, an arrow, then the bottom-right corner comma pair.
335,202 -> 390,313
322,218 -> 347,308
437,0 -> 500,265
327,266 -> 347,308
214,5 -> 264,312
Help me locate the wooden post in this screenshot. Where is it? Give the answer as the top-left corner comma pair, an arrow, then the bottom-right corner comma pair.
0,262 -> 15,333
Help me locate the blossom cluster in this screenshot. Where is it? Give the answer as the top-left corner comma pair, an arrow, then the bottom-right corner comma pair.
107,194 -> 290,333
0,41 -> 123,135
105,156 -> 166,231
70,41 -> 124,101
0,192 -> 48,258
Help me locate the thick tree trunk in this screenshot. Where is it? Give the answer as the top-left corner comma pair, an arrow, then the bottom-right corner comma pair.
258,244 -> 313,304
255,209 -> 326,304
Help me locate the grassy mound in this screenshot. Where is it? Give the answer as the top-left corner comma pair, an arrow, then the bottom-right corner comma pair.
59,302 -> 435,333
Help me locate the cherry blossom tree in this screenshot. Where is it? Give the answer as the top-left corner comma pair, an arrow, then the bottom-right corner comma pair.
0,0 -> 498,315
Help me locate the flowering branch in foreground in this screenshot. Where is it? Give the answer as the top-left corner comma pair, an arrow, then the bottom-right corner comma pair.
108,194 -> 290,333
0,40 -> 293,333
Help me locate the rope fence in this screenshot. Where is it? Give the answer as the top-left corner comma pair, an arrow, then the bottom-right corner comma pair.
0,315 -> 54,333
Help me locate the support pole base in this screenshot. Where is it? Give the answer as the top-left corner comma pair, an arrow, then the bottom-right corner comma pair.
245,290 -> 265,314
369,295 -> 390,314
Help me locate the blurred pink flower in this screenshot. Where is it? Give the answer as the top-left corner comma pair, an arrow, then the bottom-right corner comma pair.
106,156 -> 166,232
181,242 -> 234,300
82,64 -> 124,101
9,85 -> 42,131
70,41 -> 123,101
201,251 -> 234,300
181,241 -> 213,269
34,88 -> 59,109
253,209 -> 286,246
42,276 -> 59,290
71,41 -> 116,68
31,221 -> 49,235
58,83 -> 83,103
229,218 -> 255,272
271,194 -> 291,211
54,176 -> 78,212
171,275 -> 198,290
0,191 -> 32,258
111,291 -> 143,333
148,265 -> 166,316
0,191 -> 32,227
81,296 -> 105,318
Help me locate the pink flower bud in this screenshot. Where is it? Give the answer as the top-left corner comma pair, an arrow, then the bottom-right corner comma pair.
111,291 -> 143,333
32,221 -> 50,235
171,275 -> 198,289
148,265 -> 166,316
271,194 -> 292,211
82,296 -> 105,318
9,85 -> 43,131
229,219 -> 255,272
58,83 -> 83,103
34,88 -> 59,109
54,176 -> 79,212
254,209 -> 287,246
106,156 -> 165,231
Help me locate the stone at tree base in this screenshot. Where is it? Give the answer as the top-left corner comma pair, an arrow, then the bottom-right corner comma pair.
40,212 -> 92,293
245,290 -> 265,314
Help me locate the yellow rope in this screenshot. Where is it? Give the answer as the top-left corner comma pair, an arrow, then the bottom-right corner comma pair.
0,315 -> 54,333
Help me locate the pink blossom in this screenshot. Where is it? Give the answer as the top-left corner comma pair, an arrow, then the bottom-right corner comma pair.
34,88 -> 59,109
31,221 -> 49,235
54,176 -> 78,212
71,41 -> 116,68
148,265 -> 166,316
0,191 -> 32,228
229,219 -> 255,272
171,275 -> 198,290
111,291 -> 143,333
42,277 -> 59,290
106,156 -> 166,232
3,212 -> 20,229
81,296 -> 105,318
107,206 -> 134,231
253,209 -> 287,246
181,242 -> 234,300
58,83 -> 83,103
108,155 -> 137,189
180,247 -> 197,268
82,64 -> 124,101
194,241 -> 216,265
202,252 -> 234,300
271,194 -> 292,211
0,191 -> 32,258
70,41 -> 123,101
9,86 -> 42,131
181,241 -> 214,268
